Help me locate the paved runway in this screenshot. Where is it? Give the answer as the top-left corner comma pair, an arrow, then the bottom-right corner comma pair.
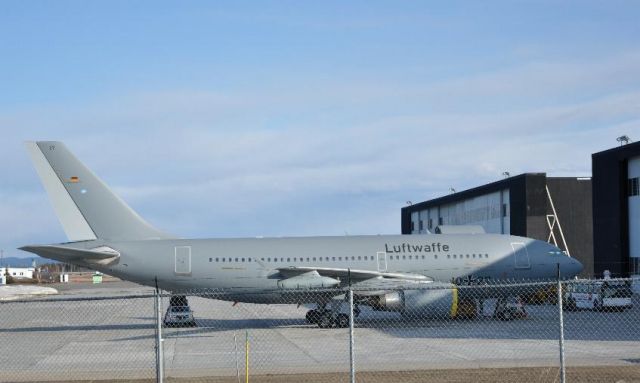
1,282 -> 639,381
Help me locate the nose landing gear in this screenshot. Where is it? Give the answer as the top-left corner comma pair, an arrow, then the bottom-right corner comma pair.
305,301 -> 359,328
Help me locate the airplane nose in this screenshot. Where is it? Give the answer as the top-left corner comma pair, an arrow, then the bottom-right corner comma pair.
568,257 -> 583,277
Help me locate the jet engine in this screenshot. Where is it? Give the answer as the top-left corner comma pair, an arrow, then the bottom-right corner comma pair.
277,270 -> 340,289
369,283 -> 460,319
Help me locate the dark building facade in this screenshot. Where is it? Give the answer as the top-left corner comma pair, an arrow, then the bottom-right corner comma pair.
592,141 -> 640,277
401,174 -> 593,277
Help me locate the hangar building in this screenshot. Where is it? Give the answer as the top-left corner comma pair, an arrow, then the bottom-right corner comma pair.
592,141 -> 640,277
401,173 -> 593,277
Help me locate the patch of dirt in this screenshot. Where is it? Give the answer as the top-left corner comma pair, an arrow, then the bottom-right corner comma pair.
42,366 -> 640,383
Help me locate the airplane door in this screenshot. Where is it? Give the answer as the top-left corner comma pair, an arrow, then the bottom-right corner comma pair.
511,242 -> 530,269
175,246 -> 192,275
376,251 -> 387,272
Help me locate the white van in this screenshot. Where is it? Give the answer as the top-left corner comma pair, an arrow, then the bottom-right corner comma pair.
564,280 -> 633,312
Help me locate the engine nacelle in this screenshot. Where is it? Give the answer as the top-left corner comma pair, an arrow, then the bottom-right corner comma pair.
277,271 -> 340,289
371,283 -> 460,319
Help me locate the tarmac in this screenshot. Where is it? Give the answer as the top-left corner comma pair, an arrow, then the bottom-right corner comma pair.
1,281 -> 639,382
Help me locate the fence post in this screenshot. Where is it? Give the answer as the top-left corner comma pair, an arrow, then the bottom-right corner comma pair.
556,264 -> 566,383
155,285 -> 164,383
348,288 -> 355,383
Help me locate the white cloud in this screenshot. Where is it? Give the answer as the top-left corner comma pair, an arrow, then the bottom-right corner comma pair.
2,51 -> 640,255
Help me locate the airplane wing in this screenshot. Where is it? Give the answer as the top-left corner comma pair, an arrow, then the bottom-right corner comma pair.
276,266 -> 431,282
275,266 -> 434,297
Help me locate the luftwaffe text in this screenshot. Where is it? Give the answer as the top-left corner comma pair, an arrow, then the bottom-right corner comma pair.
384,242 -> 450,253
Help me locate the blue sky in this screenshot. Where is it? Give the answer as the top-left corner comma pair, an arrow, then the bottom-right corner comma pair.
1,1 -> 639,256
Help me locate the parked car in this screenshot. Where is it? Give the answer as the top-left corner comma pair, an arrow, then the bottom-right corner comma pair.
163,305 -> 196,327
564,280 -> 633,312
494,296 -> 527,321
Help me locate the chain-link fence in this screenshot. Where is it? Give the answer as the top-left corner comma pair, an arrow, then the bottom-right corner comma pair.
2,279 -> 639,382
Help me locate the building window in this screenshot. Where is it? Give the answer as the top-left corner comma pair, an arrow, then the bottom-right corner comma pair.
428,218 -> 433,229
438,217 -> 443,225
502,203 -> 509,217
410,221 -> 415,231
629,177 -> 639,197
419,220 -> 424,230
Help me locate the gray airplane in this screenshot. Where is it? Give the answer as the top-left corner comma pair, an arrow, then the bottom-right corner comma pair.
20,141 -> 582,327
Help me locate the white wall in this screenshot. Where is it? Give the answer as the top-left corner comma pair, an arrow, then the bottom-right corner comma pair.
0,267 -> 35,279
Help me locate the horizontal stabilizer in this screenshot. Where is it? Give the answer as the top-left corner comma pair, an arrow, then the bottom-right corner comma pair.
19,245 -> 120,263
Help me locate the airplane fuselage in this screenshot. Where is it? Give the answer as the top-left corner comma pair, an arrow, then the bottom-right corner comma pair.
61,233 -> 581,300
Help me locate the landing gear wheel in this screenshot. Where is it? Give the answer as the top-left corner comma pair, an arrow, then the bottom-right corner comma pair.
498,310 -> 513,321
335,313 -> 349,328
306,310 -> 322,324
317,314 -> 334,328
594,299 -> 603,312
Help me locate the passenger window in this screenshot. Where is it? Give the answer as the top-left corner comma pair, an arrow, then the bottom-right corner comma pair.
313,257 -> 316,261
447,255 -> 451,259
358,256 -> 361,260
216,258 -> 219,262
466,254 -> 470,259
287,258 -> 290,262
409,255 -> 412,260
209,258 -> 212,262
453,254 -> 457,259
434,255 -> 438,259
403,255 -> 406,260
248,258 -> 251,262
274,258 -> 278,262
241,258 -> 245,262
332,257 -> 336,261
235,258 -> 239,262
422,255 -> 425,260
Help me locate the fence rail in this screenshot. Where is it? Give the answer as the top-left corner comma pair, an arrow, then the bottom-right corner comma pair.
1,279 -> 638,382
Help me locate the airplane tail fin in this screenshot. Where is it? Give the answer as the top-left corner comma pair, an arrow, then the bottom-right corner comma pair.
24,141 -> 174,241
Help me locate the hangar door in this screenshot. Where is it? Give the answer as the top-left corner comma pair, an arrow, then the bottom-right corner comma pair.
511,242 -> 530,269
175,246 -> 192,275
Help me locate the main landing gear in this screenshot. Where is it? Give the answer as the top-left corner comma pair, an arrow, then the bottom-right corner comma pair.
305,301 -> 360,328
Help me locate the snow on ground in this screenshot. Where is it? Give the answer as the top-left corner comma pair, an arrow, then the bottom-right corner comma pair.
0,285 -> 58,301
